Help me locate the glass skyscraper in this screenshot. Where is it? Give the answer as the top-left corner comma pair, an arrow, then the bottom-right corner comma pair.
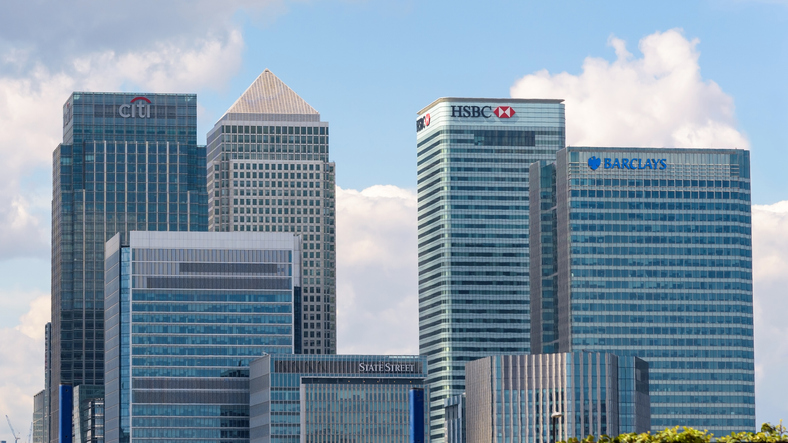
51,92 -> 207,441
104,231 -> 300,443
207,69 -> 337,355
416,98 -> 565,441
529,147 -> 754,436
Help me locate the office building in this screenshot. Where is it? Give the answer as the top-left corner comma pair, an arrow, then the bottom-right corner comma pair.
443,394 -> 465,443
529,147 -> 754,435
416,98 -> 565,440
249,354 -> 427,443
104,231 -> 301,443
43,322 -> 52,443
73,385 -> 104,443
51,91 -> 207,440
465,353 -> 649,443
34,390 -> 46,443
207,69 -> 336,355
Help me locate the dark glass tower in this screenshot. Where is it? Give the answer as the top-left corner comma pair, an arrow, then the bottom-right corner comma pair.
50,92 -> 207,442
530,147 -> 754,435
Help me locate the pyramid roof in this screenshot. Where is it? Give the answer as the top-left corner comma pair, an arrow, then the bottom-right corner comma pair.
225,69 -> 318,115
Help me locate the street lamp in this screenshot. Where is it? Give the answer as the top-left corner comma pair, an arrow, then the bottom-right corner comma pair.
551,412 -> 563,443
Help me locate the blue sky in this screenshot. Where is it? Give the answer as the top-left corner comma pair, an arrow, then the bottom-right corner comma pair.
0,0 -> 786,438
198,1 -> 787,202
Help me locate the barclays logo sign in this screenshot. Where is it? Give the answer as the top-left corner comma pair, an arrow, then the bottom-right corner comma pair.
588,156 -> 667,171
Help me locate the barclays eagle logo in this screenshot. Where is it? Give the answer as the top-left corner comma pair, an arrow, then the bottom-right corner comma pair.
588,156 -> 601,170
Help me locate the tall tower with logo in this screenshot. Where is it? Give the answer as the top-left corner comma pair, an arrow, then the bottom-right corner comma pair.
416,98 -> 565,441
207,69 -> 337,355
530,147 -> 755,436
51,92 -> 207,442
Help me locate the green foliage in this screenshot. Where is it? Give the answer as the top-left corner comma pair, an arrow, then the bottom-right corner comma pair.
559,422 -> 788,443
717,421 -> 788,442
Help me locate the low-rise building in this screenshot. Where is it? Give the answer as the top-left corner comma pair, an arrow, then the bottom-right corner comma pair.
250,354 -> 428,443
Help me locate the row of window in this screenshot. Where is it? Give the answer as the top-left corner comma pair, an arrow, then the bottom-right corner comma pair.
62,153 -> 189,164
572,189 -> 750,201
571,178 -> 749,189
221,134 -> 327,144
220,125 -> 327,135
572,326 -> 752,337
572,302 -> 751,313
230,180 -> 323,190
571,246 -> 751,258
222,144 -> 328,154
570,202 -> 751,215
571,223 -> 750,235
572,268 -> 751,280
571,257 -> 751,269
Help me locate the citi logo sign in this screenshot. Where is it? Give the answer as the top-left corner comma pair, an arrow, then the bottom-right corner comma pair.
416,113 -> 431,132
119,96 -> 152,118
588,156 -> 668,171
450,105 -> 516,119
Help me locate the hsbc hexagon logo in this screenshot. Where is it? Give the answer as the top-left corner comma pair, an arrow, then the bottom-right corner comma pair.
416,113 -> 431,132
493,106 -> 515,118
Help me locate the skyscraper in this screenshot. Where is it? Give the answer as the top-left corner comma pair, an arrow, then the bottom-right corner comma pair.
104,231 -> 300,443
207,70 -> 337,355
529,147 -> 754,435
51,92 -> 207,441
416,98 -> 565,441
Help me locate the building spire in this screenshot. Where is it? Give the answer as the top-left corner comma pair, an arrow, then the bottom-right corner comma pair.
226,69 -> 318,115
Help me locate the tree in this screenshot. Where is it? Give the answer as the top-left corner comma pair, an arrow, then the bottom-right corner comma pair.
559,422 -> 787,443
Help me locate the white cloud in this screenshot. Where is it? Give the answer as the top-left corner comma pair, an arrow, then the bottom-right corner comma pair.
510,29 -> 749,149
335,185 -> 419,355
0,23 -> 246,260
752,202 -> 788,425
0,296 -> 48,443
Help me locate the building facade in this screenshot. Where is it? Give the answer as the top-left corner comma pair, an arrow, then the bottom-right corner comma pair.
73,385 -> 104,443
416,98 -> 565,440
249,354 -> 427,443
207,69 -> 336,355
443,394 -> 465,443
34,390 -> 46,443
104,231 -> 301,443
529,147 -> 754,434
51,92 -> 207,441
465,353 -> 650,443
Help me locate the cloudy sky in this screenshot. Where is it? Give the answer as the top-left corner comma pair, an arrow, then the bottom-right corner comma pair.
0,0 -> 786,438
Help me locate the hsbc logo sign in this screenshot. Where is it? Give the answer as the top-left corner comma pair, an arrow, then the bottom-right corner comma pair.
450,105 -> 516,119
416,113 -> 431,132
493,106 -> 515,118
119,96 -> 152,118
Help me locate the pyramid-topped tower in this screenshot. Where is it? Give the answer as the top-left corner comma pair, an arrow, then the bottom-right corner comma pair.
225,69 -> 319,116
206,70 -> 337,366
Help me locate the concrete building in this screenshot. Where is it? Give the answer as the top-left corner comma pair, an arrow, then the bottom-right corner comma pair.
207,69 -> 337,355
529,147 -> 754,434
51,91 -> 208,440
250,354 -> 427,443
416,98 -> 565,440
103,231 -> 301,443
465,353 -> 649,443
